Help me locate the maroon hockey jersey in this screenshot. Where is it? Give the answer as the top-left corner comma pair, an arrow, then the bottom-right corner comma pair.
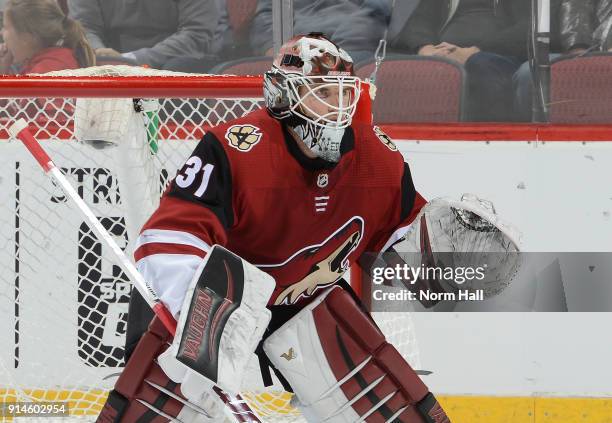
134,108 -> 425,313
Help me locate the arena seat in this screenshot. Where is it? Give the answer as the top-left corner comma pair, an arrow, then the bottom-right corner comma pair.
356,55 -> 466,123
550,52 -> 612,123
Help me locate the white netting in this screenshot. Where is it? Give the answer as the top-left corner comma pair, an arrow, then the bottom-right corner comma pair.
0,66 -> 419,422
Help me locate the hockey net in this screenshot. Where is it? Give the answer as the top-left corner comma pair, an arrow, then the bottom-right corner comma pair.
0,66 -> 420,422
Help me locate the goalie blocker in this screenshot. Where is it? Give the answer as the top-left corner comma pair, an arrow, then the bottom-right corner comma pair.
97,246 -> 275,422
264,286 -> 450,422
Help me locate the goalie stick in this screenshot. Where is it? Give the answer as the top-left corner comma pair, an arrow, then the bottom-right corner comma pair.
8,119 -> 176,334
8,118 -> 262,423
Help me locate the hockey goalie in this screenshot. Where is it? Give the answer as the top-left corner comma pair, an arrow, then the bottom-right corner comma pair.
97,33 -> 519,422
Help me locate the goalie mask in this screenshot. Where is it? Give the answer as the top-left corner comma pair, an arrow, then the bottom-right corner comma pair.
264,33 -> 361,162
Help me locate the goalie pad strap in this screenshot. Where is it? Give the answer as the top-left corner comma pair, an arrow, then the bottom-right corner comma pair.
264,286 -> 451,422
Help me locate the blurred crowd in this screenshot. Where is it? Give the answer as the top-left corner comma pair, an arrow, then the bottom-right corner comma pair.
0,0 -> 611,122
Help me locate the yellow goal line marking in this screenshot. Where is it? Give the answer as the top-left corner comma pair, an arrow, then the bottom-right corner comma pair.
438,395 -> 612,423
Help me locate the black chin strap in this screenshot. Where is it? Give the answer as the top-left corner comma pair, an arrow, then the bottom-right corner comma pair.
284,113 -> 306,129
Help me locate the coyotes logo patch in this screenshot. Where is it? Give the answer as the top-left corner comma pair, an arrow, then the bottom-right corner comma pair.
373,126 -> 397,151
225,124 -> 262,152
258,217 -> 364,305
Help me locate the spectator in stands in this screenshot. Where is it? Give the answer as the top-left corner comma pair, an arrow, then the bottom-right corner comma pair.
0,0 -> 94,74
227,0 -> 389,64
68,0 -> 218,71
210,0 -> 258,65
0,1 -> 5,43
560,0 -> 612,53
513,0 -> 612,121
389,0 -> 530,122
383,0 -> 421,47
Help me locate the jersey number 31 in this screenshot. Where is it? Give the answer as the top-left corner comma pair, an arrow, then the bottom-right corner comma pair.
175,156 -> 214,198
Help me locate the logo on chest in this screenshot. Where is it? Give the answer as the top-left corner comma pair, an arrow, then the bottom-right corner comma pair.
317,173 -> 329,188
258,216 -> 365,305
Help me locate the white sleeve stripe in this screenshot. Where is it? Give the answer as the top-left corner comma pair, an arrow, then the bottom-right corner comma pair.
380,225 -> 412,253
136,253 -> 204,317
135,229 -> 212,253
135,251 -> 205,267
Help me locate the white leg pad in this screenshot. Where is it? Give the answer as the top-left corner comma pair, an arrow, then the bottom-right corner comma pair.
264,286 -> 447,423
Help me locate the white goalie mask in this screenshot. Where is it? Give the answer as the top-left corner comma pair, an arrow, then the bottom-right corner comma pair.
264,33 -> 362,162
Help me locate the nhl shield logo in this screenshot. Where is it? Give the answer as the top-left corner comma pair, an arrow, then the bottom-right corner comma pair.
317,173 -> 329,188
225,124 -> 263,152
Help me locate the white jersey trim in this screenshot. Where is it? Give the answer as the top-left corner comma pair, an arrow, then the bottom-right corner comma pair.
380,224 -> 412,253
135,229 -> 212,253
136,253 -> 204,317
